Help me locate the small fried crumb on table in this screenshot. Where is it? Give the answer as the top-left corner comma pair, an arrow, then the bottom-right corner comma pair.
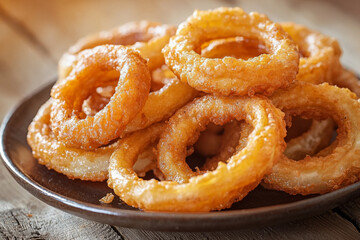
1,0 -> 360,239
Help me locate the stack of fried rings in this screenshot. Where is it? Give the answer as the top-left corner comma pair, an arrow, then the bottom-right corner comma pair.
27,7 -> 360,212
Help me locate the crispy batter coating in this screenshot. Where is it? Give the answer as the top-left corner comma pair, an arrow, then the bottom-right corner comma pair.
331,68 -> 360,97
59,21 -> 176,80
163,7 -> 299,96
27,100 -> 119,181
108,95 -> 286,212
284,119 -> 334,160
51,45 -> 151,150
263,82 -> 360,195
281,22 -> 342,84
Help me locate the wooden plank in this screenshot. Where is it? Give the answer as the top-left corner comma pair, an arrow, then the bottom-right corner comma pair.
0,0 -> 220,60
0,207 -> 124,239
0,18 -> 55,103
114,211 -> 360,240
338,198 -> 360,231
1,0 -> 359,72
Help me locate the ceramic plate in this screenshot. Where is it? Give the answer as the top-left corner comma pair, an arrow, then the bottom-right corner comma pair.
1,81 -> 360,231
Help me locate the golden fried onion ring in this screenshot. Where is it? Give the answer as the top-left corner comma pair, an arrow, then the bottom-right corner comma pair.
79,66 -> 198,135
263,82 -> 360,195
123,78 -> 198,134
28,99 -> 161,181
51,45 -> 151,150
284,118 -> 334,160
59,21 -> 176,79
194,123 -> 233,157
163,7 -> 299,96
331,68 -> 360,97
157,95 -> 286,184
108,95 -> 285,212
200,121 -> 245,171
281,22 -> 342,84
27,100 -> 119,181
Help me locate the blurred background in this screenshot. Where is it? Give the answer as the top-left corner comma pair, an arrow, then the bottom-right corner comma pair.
0,0 -> 359,119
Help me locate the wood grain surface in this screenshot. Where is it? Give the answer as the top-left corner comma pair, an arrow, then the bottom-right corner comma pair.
1,0 -> 360,239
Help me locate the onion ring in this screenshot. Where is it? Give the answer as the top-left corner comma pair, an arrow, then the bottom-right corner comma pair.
194,123 -> 229,157
262,82 -> 360,195
123,78 -> 197,134
108,95 -> 285,211
59,21 -> 176,80
28,99 -> 160,181
201,117 -> 334,171
27,100 -> 119,181
280,22 -> 342,84
163,7 -> 299,96
51,45 -> 151,150
157,95 -> 286,183
79,65 -> 198,135
331,68 -> 360,97
284,118 -> 334,160
200,121 -> 246,171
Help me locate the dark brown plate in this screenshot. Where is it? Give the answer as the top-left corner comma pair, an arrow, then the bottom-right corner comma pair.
1,81 -> 360,232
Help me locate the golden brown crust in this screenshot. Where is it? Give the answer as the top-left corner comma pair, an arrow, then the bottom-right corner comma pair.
263,82 -> 360,195
27,100 -> 119,181
58,21 -> 177,80
281,22 -> 342,84
51,45 -> 151,150
107,95 -> 286,212
163,7 -> 300,96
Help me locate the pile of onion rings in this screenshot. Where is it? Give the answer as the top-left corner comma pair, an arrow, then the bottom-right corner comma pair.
27,7 -> 360,212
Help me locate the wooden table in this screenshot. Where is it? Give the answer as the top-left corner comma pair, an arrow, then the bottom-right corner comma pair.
1,0 -> 360,239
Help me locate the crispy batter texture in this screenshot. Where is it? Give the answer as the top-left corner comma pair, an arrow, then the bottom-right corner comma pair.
163,7 -> 299,96
263,82 -> 360,195
27,100 -> 119,181
51,45 -> 151,150
281,22 -> 342,84
108,95 -> 286,212
80,66 -> 198,135
194,122 -> 234,157
201,121 -> 249,171
28,100 -> 160,181
123,78 -> 198,134
157,95 -> 286,184
331,68 -> 360,97
284,119 -> 334,160
58,21 -> 176,80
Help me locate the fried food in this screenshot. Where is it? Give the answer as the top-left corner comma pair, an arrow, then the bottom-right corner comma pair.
26,8 -> 360,212
331,68 -> 360,97
51,45 -> 151,150
28,99 -> 161,181
99,193 -> 115,204
27,100 -> 119,181
200,121 -> 245,171
163,7 -> 299,96
123,78 -> 198,134
80,65 -> 198,135
284,118 -> 334,160
263,82 -> 360,195
59,21 -> 176,80
157,95 -> 286,184
108,94 -> 285,212
280,22 -> 342,84
194,122 -> 240,157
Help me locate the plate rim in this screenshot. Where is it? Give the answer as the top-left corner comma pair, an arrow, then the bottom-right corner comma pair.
1,80 -> 360,232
